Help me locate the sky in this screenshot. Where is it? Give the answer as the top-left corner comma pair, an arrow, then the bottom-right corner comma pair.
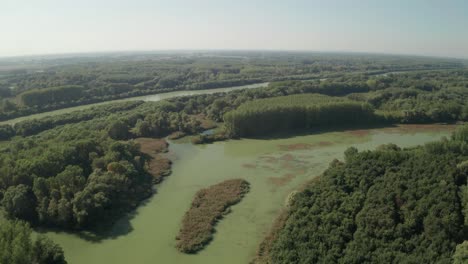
1,0 -> 468,58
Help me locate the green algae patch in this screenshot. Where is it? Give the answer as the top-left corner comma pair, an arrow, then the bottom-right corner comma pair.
176,179 -> 250,253
44,125 -> 456,264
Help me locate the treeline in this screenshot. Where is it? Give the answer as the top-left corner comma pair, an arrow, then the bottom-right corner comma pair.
0,93 -> 219,141
1,101 -> 143,139
0,80 -> 334,140
224,94 -> 377,137
258,126 -> 468,264
0,65 -> 465,263
0,52 -> 462,121
17,85 -> 85,107
0,220 -> 67,264
0,80 -> 373,140
352,87 -> 468,123
269,80 -> 371,96
351,69 -> 468,123
1,69 -> 467,141
0,91 -> 247,234
0,122 -> 154,230
0,98 -> 216,231
181,78 -> 262,90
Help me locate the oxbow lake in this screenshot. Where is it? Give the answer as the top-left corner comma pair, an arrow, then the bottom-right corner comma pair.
44,124 -> 457,264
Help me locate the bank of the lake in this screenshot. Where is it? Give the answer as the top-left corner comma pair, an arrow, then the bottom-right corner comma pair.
44,124 -> 456,264
0,82 -> 269,125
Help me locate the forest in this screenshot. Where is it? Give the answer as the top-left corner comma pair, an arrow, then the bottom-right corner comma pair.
0,53 -> 467,263
1,67 -> 467,142
0,220 -> 66,264
256,126 -> 468,263
0,52 -> 464,121
0,126 -> 154,230
224,94 -> 376,137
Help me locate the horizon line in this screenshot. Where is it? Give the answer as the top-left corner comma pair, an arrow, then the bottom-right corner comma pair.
1,48 -> 467,61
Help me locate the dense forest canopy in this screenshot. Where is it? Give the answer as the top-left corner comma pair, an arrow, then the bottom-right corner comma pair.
0,52 -> 464,121
0,124 -> 153,230
257,126 -> 468,264
17,85 -> 85,107
224,94 -> 376,137
0,219 -> 66,264
0,53 -> 466,263
0,69 -> 465,227
0,67 -> 466,141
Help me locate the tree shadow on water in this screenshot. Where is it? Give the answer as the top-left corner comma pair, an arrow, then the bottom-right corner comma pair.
35,196 -> 154,243
241,123 -> 398,140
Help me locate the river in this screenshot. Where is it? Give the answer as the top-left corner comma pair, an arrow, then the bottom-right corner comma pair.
1,66 -> 461,126
0,82 -> 269,125
44,124 -> 456,264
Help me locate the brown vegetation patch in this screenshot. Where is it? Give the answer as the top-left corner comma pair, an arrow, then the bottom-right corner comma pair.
316,141 -> 333,147
280,161 -> 295,170
176,179 -> 250,253
388,124 -> 457,134
193,114 -> 218,130
278,141 -> 334,151
242,163 -> 257,169
261,165 -> 275,171
147,156 -> 172,184
279,153 -> 294,161
345,129 -> 371,137
278,143 -> 312,151
260,156 -> 279,164
268,173 -> 296,187
257,154 -> 310,176
168,131 -> 186,140
296,169 -> 306,175
134,137 -> 172,183
135,137 -> 169,154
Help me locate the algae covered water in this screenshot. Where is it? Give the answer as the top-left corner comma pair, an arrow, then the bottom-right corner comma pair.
45,125 -> 456,264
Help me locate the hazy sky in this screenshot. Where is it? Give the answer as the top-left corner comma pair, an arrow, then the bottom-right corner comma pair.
1,0 -> 468,58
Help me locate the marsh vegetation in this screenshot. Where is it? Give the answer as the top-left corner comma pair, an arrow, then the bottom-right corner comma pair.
176,179 -> 249,253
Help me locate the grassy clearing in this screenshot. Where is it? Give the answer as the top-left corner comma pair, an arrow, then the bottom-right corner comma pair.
176,179 -> 250,253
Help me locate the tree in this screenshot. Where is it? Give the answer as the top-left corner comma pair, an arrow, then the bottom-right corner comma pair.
0,220 -> 32,264
131,119 -> 151,137
0,220 -> 67,264
454,241 -> 468,264
107,120 -> 129,140
32,235 -> 67,264
2,184 -> 37,222
0,124 -> 15,140
266,126 -> 468,263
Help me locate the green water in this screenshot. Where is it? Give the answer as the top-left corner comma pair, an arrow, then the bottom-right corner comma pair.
44,125 -> 456,264
0,82 -> 268,125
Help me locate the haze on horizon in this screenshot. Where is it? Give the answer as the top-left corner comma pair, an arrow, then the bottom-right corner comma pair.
1,0 -> 468,59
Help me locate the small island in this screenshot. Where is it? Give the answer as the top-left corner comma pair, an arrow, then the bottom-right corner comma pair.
176,179 -> 250,253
